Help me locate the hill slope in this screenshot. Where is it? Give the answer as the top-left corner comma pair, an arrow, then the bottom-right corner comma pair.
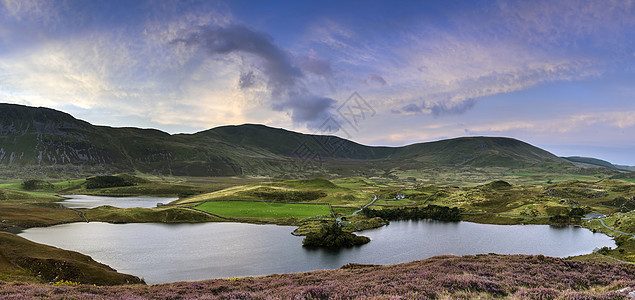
392,136 -> 567,169
1,103 -> 576,178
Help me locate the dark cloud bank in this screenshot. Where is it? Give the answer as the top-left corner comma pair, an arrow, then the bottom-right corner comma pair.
171,24 -> 338,129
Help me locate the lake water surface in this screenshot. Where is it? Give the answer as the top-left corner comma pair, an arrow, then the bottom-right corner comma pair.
57,195 -> 178,209
18,220 -> 615,284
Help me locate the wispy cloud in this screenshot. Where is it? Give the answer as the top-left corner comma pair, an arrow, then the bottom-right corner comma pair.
171,24 -> 340,129
399,99 -> 477,116
304,0 -> 634,120
297,55 -> 333,78
376,28 -> 602,116
1,0 -> 60,23
172,25 -> 302,94
466,111 -> 635,135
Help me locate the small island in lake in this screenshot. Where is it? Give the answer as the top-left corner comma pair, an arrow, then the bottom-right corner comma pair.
302,221 -> 370,247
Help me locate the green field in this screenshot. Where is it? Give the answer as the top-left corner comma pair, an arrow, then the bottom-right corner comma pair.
194,200 -> 332,219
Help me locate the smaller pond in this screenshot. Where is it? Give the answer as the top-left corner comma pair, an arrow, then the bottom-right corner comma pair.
57,195 -> 178,209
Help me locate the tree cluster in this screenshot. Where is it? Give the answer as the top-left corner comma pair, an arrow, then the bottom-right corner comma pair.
85,176 -> 134,189
21,179 -> 54,191
302,222 -> 370,248
362,205 -> 461,222
549,207 -> 588,224
251,189 -> 327,202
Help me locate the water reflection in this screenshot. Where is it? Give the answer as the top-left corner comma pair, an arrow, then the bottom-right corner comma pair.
57,195 -> 178,209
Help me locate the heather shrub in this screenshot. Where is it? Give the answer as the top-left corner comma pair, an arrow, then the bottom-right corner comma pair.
300,286 -> 331,299
560,290 -> 627,300
0,255 -> 634,299
435,275 -> 506,296
515,287 -> 559,299
221,291 -> 250,299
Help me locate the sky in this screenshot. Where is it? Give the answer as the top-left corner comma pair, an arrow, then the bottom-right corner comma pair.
1,0 -> 634,165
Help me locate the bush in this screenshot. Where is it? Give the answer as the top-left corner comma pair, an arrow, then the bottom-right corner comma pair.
249,188 -> 327,201
362,205 -> 461,221
598,246 -> 612,255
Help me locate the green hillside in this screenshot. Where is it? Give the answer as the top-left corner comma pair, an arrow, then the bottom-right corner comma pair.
0,103 -> 599,179
392,136 -> 567,168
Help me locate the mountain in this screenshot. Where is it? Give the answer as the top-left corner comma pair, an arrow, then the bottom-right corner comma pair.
1,103 -> 575,178
563,156 -> 632,172
391,136 -> 566,169
615,165 -> 635,172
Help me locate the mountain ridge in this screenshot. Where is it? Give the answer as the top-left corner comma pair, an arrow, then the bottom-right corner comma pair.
0,103 -> 601,178
563,156 -> 634,172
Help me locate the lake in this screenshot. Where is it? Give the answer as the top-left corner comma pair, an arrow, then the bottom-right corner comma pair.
18,220 -> 615,284
57,195 -> 178,209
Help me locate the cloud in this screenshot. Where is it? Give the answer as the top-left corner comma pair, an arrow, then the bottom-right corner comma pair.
302,1 -> 634,124
272,94 -> 337,129
427,98 -> 477,117
0,0 -> 60,23
238,70 -> 256,89
172,24 -> 339,128
297,55 -> 333,78
363,24 -> 604,119
398,99 -> 477,116
368,73 -> 387,86
402,103 -> 421,113
172,24 -> 302,94
464,110 -> 635,135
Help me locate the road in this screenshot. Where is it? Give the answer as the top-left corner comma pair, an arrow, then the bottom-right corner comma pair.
597,219 -> 635,238
598,253 -> 635,265
352,194 -> 378,215
591,218 -> 635,265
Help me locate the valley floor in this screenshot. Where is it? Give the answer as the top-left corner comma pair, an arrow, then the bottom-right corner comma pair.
1,173 -> 635,298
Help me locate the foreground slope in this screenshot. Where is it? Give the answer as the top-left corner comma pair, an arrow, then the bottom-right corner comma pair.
1,103 -> 586,178
0,254 -> 633,299
0,232 -> 143,285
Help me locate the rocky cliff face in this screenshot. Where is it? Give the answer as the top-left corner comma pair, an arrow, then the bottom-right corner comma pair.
0,104 -> 122,169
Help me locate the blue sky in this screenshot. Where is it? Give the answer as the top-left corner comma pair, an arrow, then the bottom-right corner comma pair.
1,0 -> 634,165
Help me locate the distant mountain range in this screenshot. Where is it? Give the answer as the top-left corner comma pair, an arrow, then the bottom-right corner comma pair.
0,103 -> 627,178
562,156 -> 635,172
